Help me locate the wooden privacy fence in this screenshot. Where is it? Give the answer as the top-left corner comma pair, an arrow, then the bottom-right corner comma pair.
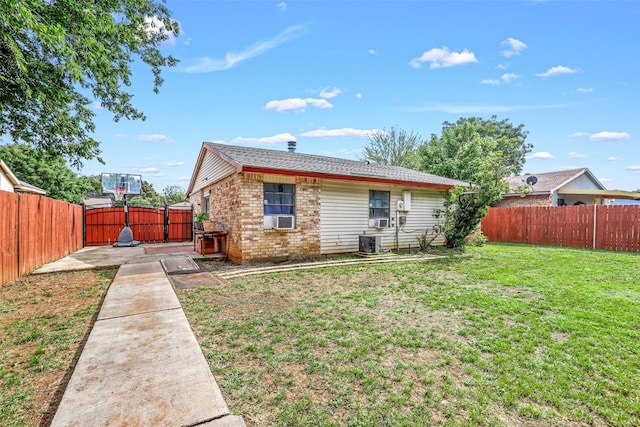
481,205 -> 640,252
1,191 -> 83,287
84,205 -> 193,246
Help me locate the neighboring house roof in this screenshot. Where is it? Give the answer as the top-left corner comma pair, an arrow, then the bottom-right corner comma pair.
168,201 -> 192,209
188,142 -> 468,195
83,196 -> 113,207
504,168 -> 605,195
0,159 -> 47,195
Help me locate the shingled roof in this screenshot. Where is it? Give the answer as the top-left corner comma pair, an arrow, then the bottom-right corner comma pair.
203,142 -> 467,189
504,168 -> 604,194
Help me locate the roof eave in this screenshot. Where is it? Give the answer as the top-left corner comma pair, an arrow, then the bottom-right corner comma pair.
0,160 -> 21,187
187,143 -> 244,196
242,166 -> 456,190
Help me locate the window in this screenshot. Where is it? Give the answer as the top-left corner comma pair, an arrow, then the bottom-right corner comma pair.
369,190 -> 390,219
264,183 -> 295,215
202,197 -> 210,217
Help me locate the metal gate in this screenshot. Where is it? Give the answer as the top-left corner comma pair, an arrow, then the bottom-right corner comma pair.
84,205 -> 193,246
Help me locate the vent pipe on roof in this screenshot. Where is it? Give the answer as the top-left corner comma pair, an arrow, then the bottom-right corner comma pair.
287,140 -> 296,152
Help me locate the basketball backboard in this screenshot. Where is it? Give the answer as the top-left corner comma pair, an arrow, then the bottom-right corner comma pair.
101,173 -> 142,198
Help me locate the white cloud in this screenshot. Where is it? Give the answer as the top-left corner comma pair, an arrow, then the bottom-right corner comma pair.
577,87 -> 594,93
599,178 -> 615,183
319,87 -> 341,99
136,134 -> 174,143
183,24 -> 307,72
368,49 -> 377,55
527,152 -> 555,160
114,133 -> 128,138
607,157 -> 621,161
496,64 -> 508,70
590,132 -> 631,142
298,128 -> 376,139
501,38 -> 527,58
92,101 -> 103,110
355,93 -> 363,99
570,132 -> 589,137
265,97 -> 333,112
166,162 -> 184,167
276,2 -> 287,11
229,133 -> 297,146
405,103 -> 565,114
144,16 -> 179,47
625,165 -> 640,171
409,47 -> 478,69
483,73 -> 522,85
536,65 -> 579,77
501,73 -> 521,83
131,166 -> 160,174
568,152 -> 589,159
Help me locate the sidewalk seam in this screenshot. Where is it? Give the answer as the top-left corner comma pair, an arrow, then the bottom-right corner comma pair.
97,306 -> 182,322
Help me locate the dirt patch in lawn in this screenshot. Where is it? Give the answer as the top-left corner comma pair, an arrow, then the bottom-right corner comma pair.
0,268 -> 117,427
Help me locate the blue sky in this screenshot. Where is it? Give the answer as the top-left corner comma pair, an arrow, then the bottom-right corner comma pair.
82,0 -> 640,193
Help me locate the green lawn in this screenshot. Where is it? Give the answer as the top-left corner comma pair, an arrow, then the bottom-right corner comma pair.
179,244 -> 640,426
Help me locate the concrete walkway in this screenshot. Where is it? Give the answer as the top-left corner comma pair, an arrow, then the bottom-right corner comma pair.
33,242 -> 208,274
50,261 -> 244,427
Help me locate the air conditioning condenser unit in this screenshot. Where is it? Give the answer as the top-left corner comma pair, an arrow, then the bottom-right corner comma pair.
359,235 -> 382,254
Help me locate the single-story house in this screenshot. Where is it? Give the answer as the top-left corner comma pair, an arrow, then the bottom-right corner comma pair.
187,142 -> 467,264
495,168 -> 640,207
0,159 -> 46,195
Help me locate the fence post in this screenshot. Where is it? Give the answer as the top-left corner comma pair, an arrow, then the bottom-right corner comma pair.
592,204 -> 597,249
82,203 -> 86,247
16,193 -> 21,285
164,204 -> 169,243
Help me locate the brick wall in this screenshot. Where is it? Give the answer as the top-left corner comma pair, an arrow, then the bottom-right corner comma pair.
198,173 -> 321,264
494,194 -> 551,208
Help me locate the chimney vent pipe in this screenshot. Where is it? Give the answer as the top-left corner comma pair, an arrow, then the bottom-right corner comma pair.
287,140 -> 297,152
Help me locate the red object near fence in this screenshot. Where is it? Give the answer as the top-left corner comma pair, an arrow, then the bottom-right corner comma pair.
1,191 -> 83,287
84,206 -> 192,246
481,205 -> 640,252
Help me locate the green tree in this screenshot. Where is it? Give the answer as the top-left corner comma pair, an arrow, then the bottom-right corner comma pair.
127,196 -> 154,208
418,121 -> 490,183
361,126 -> 422,169
0,144 -> 92,203
78,175 -> 103,196
163,185 -> 186,204
140,180 -> 165,205
444,150 -> 512,248
419,116 -> 531,180
0,0 -> 179,167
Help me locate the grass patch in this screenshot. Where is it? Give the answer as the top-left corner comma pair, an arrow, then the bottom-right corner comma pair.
0,269 -> 116,427
179,244 -> 640,426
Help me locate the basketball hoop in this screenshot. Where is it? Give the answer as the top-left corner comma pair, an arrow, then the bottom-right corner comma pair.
111,187 -> 127,202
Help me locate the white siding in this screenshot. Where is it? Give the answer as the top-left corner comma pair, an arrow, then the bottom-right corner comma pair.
561,173 -> 603,191
191,151 -> 236,193
0,171 -> 14,192
320,180 -> 448,254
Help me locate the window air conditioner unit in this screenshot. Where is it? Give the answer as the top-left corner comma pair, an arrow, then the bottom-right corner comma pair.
374,218 -> 389,228
359,235 -> 382,254
275,215 -> 295,230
